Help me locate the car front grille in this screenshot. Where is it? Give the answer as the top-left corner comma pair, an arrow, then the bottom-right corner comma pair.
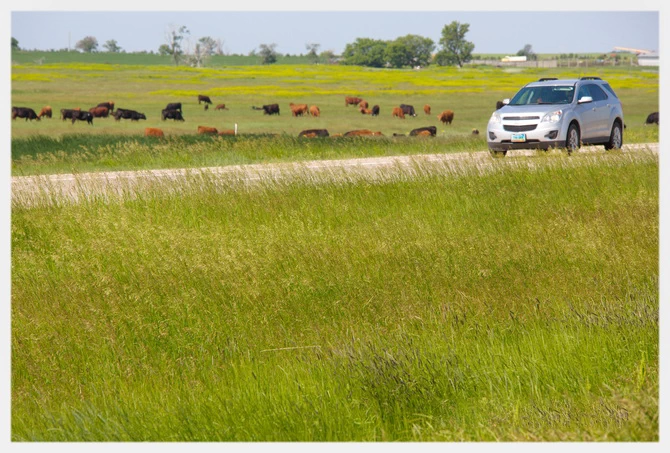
504,116 -> 540,120
503,124 -> 537,132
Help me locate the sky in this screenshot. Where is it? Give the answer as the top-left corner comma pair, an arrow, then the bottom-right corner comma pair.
10,9 -> 660,56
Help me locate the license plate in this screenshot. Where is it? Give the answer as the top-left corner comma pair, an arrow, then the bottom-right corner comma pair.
511,133 -> 526,142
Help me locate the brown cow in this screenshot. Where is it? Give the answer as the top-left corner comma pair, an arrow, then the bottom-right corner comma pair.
309,105 -> 320,117
358,100 -> 369,109
299,129 -> 329,138
437,110 -> 454,125
392,107 -> 405,119
423,104 -> 431,115
218,129 -> 236,136
97,101 -> 115,112
290,103 -> 309,117
359,107 -> 372,115
214,104 -> 229,111
344,129 -> 383,137
345,96 -> 363,107
198,95 -> 212,104
144,127 -> 164,137
89,106 -> 109,118
472,129 -> 480,135
197,126 -> 218,135
38,106 -> 52,119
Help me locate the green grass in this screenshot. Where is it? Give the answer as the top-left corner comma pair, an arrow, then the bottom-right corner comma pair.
12,151 -> 658,441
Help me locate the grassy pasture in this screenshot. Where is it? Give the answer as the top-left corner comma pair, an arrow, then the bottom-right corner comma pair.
12,151 -> 658,441
11,62 -> 659,175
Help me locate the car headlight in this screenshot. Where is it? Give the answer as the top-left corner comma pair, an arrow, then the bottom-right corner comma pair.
542,110 -> 563,123
489,112 -> 501,124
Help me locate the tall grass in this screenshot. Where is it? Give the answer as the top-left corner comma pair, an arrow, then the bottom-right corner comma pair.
12,151 -> 658,441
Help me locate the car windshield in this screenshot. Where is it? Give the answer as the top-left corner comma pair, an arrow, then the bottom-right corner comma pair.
509,85 -> 575,106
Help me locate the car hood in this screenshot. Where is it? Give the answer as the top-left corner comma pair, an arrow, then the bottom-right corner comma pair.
498,104 -> 566,118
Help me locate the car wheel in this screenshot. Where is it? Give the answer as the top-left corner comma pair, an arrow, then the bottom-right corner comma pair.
566,123 -> 580,154
604,121 -> 623,150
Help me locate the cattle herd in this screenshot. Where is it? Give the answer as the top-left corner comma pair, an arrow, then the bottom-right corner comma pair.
12,94 -> 660,139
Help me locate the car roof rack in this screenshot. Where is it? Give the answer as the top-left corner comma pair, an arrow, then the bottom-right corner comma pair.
538,78 -> 558,81
580,76 -> 602,80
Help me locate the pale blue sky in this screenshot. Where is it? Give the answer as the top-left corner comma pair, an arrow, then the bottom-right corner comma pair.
11,10 -> 659,56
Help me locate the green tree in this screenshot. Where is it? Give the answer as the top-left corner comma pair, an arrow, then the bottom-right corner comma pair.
198,36 -> 218,56
258,43 -> 278,64
11,37 -> 19,51
434,21 -> 474,67
158,44 -> 171,56
386,34 -> 435,68
75,36 -> 98,53
341,38 -> 388,68
165,25 -> 190,66
306,43 -> 321,64
516,44 -> 537,61
319,49 -> 337,64
103,39 -> 122,53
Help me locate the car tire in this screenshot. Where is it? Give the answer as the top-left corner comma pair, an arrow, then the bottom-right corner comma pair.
604,121 -> 623,150
566,123 -> 580,154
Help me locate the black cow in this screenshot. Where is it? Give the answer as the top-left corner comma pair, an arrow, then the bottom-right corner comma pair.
72,111 -> 93,125
409,126 -> 437,136
400,104 -> 417,117
162,108 -> 185,121
12,107 -> 40,121
166,102 -> 182,112
253,104 -> 280,115
113,108 -> 147,121
496,100 -> 505,110
60,108 -> 80,121
97,102 -> 115,112
198,95 -> 212,104
371,105 -> 380,116
298,129 -> 329,137
645,111 -> 659,125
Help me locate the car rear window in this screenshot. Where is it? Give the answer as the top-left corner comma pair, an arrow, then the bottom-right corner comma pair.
601,83 -> 619,99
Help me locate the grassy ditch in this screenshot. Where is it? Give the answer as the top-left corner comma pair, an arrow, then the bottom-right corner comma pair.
12,151 -> 658,441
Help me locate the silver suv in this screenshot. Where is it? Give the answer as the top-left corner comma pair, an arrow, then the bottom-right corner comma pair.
487,77 -> 624,155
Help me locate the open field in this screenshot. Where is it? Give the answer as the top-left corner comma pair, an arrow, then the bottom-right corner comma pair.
11,62 -> 659,175
12,151 -> 658,441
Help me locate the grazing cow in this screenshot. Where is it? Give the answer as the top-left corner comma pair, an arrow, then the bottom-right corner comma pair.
215,104 -> 229,111
60,108 -> 81,121
88,106 -> 109,118
359,107 -> 372,115
12,107 -> 40,121
344,129 -> 383,137
253,104 -> 280,115
97,101 -> 115,112
197,126 -> 218,135
423,104 -> 431,115
299,129 -> 329,138
392,107 -> 405,119
289,103 -> 309,117
161,108 -> 185,121
358,100 -> 369,109
345,96 -> 363,107
437,110 -> 455,125
309,105 -> 320,117
165,102 -> 182,112
645,111 -> 659,125
113,108 -> 147,121
409,126 -> 437,137
371,105 -> 380,116
472,129 -> 480,135
198,95 -> 213,104
399,104 -> 417,117
145,128 -> 165,138
72,111 -> 93,125
204,104 -> 209,111
38,106 -> 52,119
218,129 -> 236,136
496,100 -> 505,110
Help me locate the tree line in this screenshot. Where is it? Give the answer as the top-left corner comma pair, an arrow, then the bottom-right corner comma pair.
11,20 -> 477,68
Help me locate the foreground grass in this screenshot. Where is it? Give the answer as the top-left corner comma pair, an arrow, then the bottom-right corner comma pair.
12,152 -> 658,441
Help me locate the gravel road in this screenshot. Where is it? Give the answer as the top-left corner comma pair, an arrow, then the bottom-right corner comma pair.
12,143 -> 659,207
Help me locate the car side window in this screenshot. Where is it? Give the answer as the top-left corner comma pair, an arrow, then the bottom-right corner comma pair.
577,85 -> 591,101
587,84 -> 608,102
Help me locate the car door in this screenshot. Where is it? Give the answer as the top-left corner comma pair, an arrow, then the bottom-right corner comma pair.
574,85 -> 597,140
586,84 -> 612,138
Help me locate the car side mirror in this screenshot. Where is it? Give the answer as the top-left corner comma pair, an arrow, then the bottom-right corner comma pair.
502,99 -> 510,105
578,96 -> 593,104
